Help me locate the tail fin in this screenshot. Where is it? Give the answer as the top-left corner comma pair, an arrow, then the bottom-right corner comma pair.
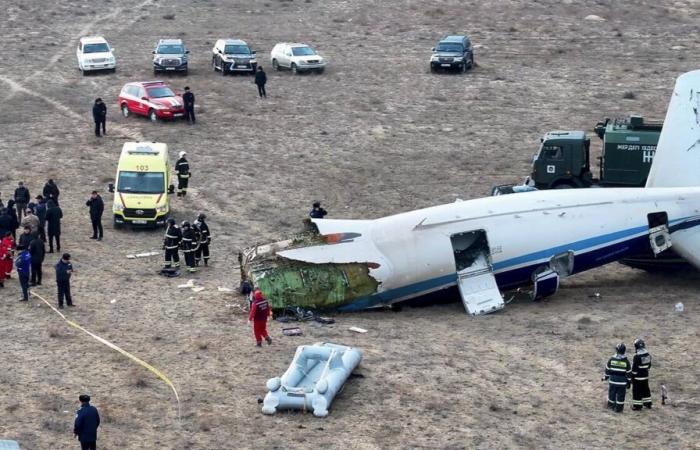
646,70 -> 700,188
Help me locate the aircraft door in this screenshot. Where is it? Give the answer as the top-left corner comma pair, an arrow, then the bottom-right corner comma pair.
647,212 -> 672,255
450,230 -> 504,316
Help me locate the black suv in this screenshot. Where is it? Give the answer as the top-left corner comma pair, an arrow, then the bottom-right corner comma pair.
430,35 -> 474,73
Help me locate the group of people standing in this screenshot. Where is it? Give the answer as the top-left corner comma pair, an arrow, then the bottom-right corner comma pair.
604,339 -> 653,413
163,213 -> 211,273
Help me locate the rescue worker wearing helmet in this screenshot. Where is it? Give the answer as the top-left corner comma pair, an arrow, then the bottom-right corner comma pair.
175,151 -> 190,197
163,218 -> 181,269
180,221 -> 197,272
604,342 -> 632,412
193,213 -> 211,267
631,339 -> 653,410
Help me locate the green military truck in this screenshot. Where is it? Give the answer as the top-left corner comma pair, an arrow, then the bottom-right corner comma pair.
527,116 -> 662,189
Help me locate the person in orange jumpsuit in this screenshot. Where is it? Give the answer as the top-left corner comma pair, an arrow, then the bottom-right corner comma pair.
0,231 -> 15,287
248,290 -> 273,347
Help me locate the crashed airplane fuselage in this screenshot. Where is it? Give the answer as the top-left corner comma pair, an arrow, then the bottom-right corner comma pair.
242,70 -> 700,315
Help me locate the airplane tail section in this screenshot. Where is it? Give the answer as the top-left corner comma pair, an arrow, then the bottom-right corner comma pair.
646,70 -> 700,188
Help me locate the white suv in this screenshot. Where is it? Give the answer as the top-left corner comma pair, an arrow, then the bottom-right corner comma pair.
76,36 -> 116,74
270,43 -> 326,74
212,39 -> 257,75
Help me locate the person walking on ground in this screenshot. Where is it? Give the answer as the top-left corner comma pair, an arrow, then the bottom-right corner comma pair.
254,66 -> 267,98
249,290 -> 272,347
604,342 -> 632,413
20,208 -> 39,235
180,221 -> 197,273
15,249 -> 31,302
14,182 -> 30,221
175,151 -> 191,197
34,195 -> 47,242
92,98 -> 107,137
43,179 -> 60,205
183,86 -> 195,124
309,201 -> 328,219
55,253 -> 73,309
46,199 -> 63,253
163,218 -> 182,269
193,213 -> 211,267
86,191 -> 104,240
29,232 -> 44,286
74,394 -> 100,450
0,231 -> 14,288
631,338 -> 653,410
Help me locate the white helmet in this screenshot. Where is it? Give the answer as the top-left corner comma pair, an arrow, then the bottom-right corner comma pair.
179,151 -> 186,158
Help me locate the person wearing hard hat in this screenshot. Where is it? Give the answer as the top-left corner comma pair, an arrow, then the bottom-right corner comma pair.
604,342 -> 632,413
175,151 -> 191,197
631,339 -> 653,410
249,290 -> 272,347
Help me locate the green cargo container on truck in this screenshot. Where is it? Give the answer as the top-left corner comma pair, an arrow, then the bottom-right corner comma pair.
528,116 -> 662,189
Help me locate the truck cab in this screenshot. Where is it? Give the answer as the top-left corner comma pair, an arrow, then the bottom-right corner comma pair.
109,142 -> 175,228
530,131 -> 592,189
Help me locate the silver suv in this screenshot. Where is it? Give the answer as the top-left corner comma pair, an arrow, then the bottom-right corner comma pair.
152,39 -> 189,74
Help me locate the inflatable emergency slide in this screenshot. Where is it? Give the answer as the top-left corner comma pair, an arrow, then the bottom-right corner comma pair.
261,342 -> 362,417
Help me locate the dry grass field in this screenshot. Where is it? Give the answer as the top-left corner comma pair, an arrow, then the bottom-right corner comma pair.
1,0 -> 700,448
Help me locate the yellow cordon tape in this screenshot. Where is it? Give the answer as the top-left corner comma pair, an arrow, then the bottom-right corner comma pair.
31,291 -> 181,422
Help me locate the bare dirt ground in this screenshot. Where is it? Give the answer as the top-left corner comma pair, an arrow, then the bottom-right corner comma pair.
1,0 -> 700,448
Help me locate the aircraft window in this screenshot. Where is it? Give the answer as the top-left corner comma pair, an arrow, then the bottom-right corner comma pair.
542,145 -> 563,160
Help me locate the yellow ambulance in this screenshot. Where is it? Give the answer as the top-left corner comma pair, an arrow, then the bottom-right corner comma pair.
109,142 -> 174,228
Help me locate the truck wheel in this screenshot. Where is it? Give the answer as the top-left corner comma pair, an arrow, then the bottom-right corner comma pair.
553,182 -> 574,189
291,63 -> 298,75
148,109 -> 157,122
121,104 -> 129,118
272,59 -> 279,71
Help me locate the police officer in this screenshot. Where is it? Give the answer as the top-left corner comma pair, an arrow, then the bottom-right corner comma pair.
309,201 -> 327,219
194,213 -> 211,267
74,394 -> 100,450
163,218 -> 182,269
604,342 -> 632,413
180,221 -> 197,272
175,151 -> 191,197
631,338 -> 653,410
183,86 -> 195,124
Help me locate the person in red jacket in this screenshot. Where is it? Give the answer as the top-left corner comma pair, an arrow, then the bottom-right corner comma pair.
0,231 -> 15,285
248,290 -> 272,347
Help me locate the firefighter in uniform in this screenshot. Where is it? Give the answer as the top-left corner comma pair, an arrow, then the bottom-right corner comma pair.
175,151 -> 190,197
604,342 -> 632,413
194,213 -> 211,267
180,221 -> 197,272
631,338 -> 653,410
163,218 -> 182,269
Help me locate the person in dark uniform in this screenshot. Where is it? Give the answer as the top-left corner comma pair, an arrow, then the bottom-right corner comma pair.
254,66 -> 267,98
92,98 -> 107,137
163,218 -> 181,269
180,221 -> 197,272
15,249 -> 31,302
0,209 -> 12,244
604,342 -> 632,413
16,225 -> 32,251
34,195 -> 47,242
631,338 -> 653,410
175,151 -> 190,197
6,201 -> 19,241
45,199 -> 63,253
85,191 -> 104,241
43,179 -> 60,205
14,181 -> 30,221
29,232 -> 44,286
309,201 -> 328,219
194,213 -> 211,267
74,394 -> 100,450
55,253 -> 73,309
183,86 -> 195,124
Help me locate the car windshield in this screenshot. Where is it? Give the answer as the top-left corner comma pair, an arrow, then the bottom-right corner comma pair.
292,46 -> 316,56
146,86 -> 175,98
157,45 -> 184,54
436,43 -> 463,53
117,172 -> 164,194
224,45 -> 251,54
84,43 -> 110,53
